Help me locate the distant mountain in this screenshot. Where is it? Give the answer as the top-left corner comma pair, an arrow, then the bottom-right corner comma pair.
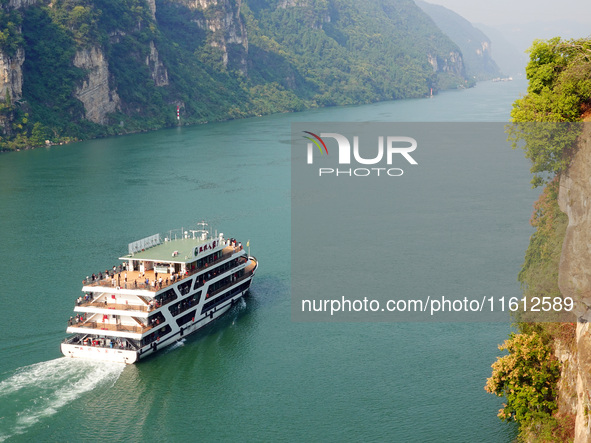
475,23 -> 527,76
475,20 -> 590,77
494,19 -> 591,57
415,0 -> 502,81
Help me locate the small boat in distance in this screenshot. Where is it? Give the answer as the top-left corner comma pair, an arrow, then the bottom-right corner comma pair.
61,223 -> 258,364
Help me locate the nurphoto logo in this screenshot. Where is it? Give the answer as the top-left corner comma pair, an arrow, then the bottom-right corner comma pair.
302,131 -> 418,177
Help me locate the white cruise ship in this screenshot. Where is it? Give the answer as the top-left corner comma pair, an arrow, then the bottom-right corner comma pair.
61,224 -> 258,364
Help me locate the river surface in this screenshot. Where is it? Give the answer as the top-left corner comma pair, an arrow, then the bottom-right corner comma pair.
0,80 -> 533,441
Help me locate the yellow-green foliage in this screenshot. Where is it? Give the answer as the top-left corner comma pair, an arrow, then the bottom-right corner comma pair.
485,332 -> 560,423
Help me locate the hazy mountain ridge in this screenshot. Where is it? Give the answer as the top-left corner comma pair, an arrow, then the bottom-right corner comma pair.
415,0 -> 502,80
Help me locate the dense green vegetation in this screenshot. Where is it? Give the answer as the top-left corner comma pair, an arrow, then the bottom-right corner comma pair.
0,0 -> 468,150
487,37 -> 591,442
0,8 -> 23,56
244,0 -> 466,106
509,38 -> 591,187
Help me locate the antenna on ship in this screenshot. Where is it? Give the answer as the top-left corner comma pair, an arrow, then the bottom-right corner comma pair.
196,220 -> 209,240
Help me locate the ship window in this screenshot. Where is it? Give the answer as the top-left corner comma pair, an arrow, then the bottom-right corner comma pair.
148,312 -> 165,327
176,309 -> 197,327
201,281 -> 250,314
141,324 -> 172,346
157,288 -> 177,306
194,274 -> 205,290
168,291 -> 202,317
178,280 -> 192,295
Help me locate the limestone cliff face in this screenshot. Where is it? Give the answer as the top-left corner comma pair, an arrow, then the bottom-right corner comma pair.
73,47 -> 120,125
177,0 -> 248,72
0,0 -> 36,104
476,41 -> 489,57
0,48 -> 24,102
558,122 -> 591,442
146,0 -> 156,20
427,51 -> 464,77
8,0 -> 37,8
278,0 -> 303,7
146,41 -> 169,87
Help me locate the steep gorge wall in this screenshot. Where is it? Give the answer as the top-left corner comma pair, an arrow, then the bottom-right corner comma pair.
427,51 -> 464,78
0,47 -> 24,102
0,0 -> 38,104
73,47 -> 120,125
558,122 -> 591,442
176,0 -> 248,72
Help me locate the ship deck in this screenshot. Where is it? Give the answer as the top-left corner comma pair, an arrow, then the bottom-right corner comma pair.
83,245 -> 240,293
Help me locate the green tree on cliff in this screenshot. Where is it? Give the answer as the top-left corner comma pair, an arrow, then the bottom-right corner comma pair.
486,332 -> 560,423
509,37 -> 591,187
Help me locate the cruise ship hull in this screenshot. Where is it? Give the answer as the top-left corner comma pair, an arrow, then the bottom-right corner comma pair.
61,227 -> 258,364
61,285 -> 250,364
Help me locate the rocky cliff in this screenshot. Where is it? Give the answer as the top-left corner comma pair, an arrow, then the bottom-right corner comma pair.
0,0 -> 31,104
146,41 -> 169,87
73,47 -> 120,125
178,0 -> 249,72
427,50 -> 464,78
8,0 -> 37,8
558,121 -> 591,442
0,47 -> 24,102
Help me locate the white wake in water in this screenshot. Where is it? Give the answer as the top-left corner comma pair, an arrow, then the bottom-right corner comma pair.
167,338 -> 186,352
0,358 -> 124,441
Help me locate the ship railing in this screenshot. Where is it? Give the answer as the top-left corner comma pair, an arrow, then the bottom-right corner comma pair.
81,246 -> 245,292
63,334 -> 140,351
71,321 -> 150,335
63,334 -> 85,345
82,277 -> 159,291
78,300 -> 150,312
